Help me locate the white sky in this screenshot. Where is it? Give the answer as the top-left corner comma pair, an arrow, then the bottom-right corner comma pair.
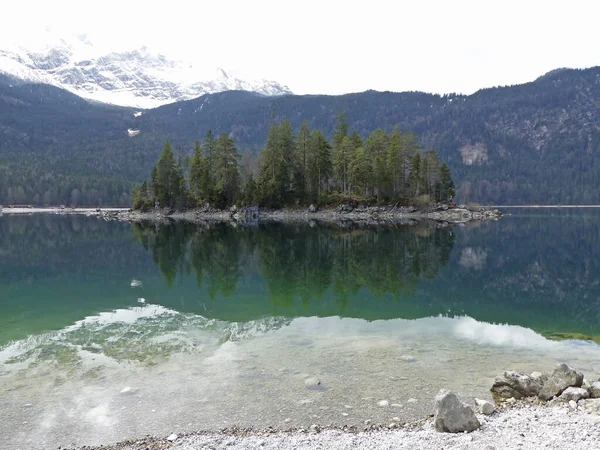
2,0 -> 599,95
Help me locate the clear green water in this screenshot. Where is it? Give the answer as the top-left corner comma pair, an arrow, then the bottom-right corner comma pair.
2,211 -> 600,449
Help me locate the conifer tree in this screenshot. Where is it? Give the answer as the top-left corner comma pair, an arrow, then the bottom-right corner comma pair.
154,140 -> 177,207
332,112 -> 349,194
408,152 -> 422,198
438,163 -> 455,202
295,120 -> 310,204
213,133 -> 240,207
307,129 -> 332,203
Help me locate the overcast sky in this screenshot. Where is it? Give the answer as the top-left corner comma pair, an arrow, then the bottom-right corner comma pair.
2,0 -> 599,95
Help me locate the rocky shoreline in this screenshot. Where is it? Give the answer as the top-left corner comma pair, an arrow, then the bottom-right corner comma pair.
74,364 -> 600,450
104,204 -> 501,226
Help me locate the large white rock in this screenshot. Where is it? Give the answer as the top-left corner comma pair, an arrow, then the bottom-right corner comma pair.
434,390 -> 481,433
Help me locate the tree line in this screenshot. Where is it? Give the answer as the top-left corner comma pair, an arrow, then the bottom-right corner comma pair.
132,114 -> 455,210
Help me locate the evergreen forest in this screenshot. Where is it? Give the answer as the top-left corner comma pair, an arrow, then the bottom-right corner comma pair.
133,115 -> 455,210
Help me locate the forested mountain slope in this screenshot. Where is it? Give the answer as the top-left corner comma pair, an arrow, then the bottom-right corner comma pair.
2,67 -> 600,205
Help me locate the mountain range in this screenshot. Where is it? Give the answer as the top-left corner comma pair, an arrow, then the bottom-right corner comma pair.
0,34 -> 292,108
1,61 -> 600,206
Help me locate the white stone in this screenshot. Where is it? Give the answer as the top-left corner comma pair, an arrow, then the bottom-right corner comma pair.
569,400 -> 578,410
400,355 -> 416,362
475,398 -> 496,415
167,433 -> 178,442
407,398 -> 418,404
378,400 -> 390,407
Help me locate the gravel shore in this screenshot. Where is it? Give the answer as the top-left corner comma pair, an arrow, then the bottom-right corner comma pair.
111,204 -> 501,226
87,402 -> 600,450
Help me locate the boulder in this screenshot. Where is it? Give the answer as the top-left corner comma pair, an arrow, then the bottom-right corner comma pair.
308,204 -> 317,213
474,398 -> 496,415
433,390 -> 481,433
490,371 -> 544,401
589,381 -> 600,398
559,387 -> 589,402
538,364 -> 584,401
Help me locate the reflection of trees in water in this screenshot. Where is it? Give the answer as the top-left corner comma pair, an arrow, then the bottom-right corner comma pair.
133,221 -> 455,304
0,215 -> 144,282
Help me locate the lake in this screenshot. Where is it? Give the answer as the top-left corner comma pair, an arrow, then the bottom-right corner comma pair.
1,210 -> 600,449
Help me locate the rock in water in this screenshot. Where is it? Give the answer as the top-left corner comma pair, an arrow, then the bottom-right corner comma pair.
559,387 -> 589,402
433,390 -> 481,433
490,371 -> 544,401
538,364 -> 584,401
308,204 -> 317,213
304,377 -> 325,391
475,398 -> 496,415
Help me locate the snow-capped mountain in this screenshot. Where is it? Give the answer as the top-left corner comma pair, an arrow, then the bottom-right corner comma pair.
0,33 -> 292,108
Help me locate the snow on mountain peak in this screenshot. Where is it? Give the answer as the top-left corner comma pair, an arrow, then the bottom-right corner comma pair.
0,34 -> 292,108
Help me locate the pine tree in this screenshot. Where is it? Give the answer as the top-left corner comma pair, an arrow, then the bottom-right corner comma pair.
438,163 -> 455,202
155,140 -> 177,207
399,131 -> 420,199
364,129 -> 388,201
295,120 -> 310,204
189,141 -> 203,202
307,129 -> 332,203
172,155 -> 189,209
408,152 -> 422,198
349,146 -> 370,196
331,112 -> 349,194
213,133 -> 240,208
203,129 -> 217,167
386,125 -> 402,198
257,121 -> 297,207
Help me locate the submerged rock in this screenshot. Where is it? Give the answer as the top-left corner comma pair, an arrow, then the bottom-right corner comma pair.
304,377 -> 325,391
433,390 -> 481,433
490,371 -> 543,401
538,364 -> 583,401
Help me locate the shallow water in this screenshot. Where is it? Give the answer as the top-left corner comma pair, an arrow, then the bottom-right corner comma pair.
1,211 -> 600,449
